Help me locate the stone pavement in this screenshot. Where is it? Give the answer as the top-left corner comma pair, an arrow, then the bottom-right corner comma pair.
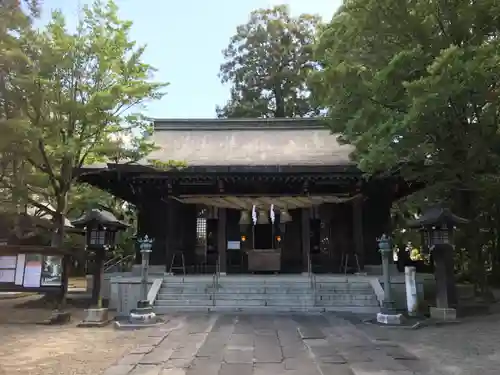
102,313 -> 432,375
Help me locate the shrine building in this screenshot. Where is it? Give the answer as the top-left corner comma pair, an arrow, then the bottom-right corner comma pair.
78,118 -> 412,276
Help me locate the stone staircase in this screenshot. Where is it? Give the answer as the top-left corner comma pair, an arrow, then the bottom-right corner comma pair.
314,277 -> 380,313
154,275 -> 380,314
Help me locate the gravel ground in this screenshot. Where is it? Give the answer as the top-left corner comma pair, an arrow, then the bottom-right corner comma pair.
0,296 -> 152,375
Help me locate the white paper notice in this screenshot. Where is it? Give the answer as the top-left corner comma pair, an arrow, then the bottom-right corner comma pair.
15,254 -> 26,285
23,254 -> 42,288
0,256 -> 17,269
0,269 -> 15,283
227,241 -> 241,250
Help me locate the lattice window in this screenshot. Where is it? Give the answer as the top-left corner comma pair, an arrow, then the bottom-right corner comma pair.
196,206 -> 207,248
89,230 -> 106,245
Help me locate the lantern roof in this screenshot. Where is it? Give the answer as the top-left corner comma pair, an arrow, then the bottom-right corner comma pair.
71,209 -> 128,230
406,206 -> 469,228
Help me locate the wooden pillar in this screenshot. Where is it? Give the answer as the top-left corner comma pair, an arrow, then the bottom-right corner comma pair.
301,208 -> 310,273
218,208 -> 227,274
165,200 -> 175,273
353,196 -> 365,270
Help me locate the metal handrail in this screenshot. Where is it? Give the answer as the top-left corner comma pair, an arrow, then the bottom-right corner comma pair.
104,255 -> 121,268
307,253 -> 317,306
104,254 -> 134,272
307,253 -> 313,288
211,255 -> 220,306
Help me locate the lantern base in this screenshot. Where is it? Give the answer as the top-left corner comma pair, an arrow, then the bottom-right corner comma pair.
78,307 -> 111,327
114,301 -> 163,330
376,312 -> 404,325
429,307 -> 457,321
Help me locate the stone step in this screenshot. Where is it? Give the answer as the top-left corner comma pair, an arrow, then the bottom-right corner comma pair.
154,305 -> 380,314
157,293 -> 212,300
316,284 -> 373,292
316,289 -> 373,295
316,294 -> 378,301
155,299 -> 213,306
216,288 -> 312,294
160,287 -> 212,293
316,300 -> 379,307
215,294 -> 313,302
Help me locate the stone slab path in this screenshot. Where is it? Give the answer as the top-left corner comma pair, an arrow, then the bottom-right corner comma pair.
103,313 -> 430,375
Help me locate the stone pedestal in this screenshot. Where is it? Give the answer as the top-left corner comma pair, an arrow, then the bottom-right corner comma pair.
42,310 -> 71,325
77,307 -> 110,327
433,244 -> 458,308
430,307 -> 457,321
114,300 -> 162,330
376,312 -> 404,325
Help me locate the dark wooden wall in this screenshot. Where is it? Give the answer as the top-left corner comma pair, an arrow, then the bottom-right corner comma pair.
137,195 -> 393,272
363,196 -> 392,266
137,198 -> 197,268
282,208 -> 303,273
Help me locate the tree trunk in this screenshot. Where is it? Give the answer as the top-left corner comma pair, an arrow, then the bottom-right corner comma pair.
52,191 -> 68,309
457,188 -> 489,297
274,84 -> 285,118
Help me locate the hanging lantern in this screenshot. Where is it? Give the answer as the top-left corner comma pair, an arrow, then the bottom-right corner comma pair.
239,210 -> 251,233
279,208 -> 292,232
206,206 -> 219,219
280,209 -> 292,223
257,210 -> 269,225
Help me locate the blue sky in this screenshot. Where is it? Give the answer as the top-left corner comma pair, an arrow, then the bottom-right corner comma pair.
40,0 -> 341,119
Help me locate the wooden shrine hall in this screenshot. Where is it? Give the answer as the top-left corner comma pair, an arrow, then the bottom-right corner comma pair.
78,118 -> 413,275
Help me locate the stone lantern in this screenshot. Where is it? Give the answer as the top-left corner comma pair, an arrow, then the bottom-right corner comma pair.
376,234 -> 404,325
137,235 -> 154,306
407,206 -> 468,320
72,209 -> 127,326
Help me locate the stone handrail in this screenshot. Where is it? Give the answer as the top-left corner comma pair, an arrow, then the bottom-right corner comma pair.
147,278 -> 163,306
369,277 -> 385,307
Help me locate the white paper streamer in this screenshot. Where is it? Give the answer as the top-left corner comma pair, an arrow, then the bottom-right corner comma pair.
270,204 -> 275,224
251,205 -> 257,225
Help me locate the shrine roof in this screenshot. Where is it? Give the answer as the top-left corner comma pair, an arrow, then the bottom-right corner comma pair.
147,118 -> 355,167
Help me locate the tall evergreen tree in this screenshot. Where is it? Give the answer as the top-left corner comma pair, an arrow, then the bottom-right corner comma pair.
217,5 -> 322,118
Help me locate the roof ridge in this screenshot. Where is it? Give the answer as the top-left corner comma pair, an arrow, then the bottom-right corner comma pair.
153,118 -> 330,131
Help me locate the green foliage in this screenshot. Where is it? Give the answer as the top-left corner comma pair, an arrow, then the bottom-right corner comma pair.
217,5 -> 322,118
313,0 -> 500,185
0,0 -> 168,245
148,159 -> 187,171
312,0 -> 500,292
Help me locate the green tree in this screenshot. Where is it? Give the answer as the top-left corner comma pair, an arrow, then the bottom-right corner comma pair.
217,5 -> 322,118
1,0 -> 167,247
0,0 -> 42,238
312,0 -> 500,293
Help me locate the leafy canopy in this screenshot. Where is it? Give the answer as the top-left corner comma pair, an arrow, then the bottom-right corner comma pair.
0,0 -> 168,218
218,5 -> 322,118
312,0 -> 500,190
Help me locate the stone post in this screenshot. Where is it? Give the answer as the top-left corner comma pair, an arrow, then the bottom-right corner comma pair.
378,235 -> 395,313
405,266 -> 418,316
141,247 -> 150,302
376,234 -> 403,325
